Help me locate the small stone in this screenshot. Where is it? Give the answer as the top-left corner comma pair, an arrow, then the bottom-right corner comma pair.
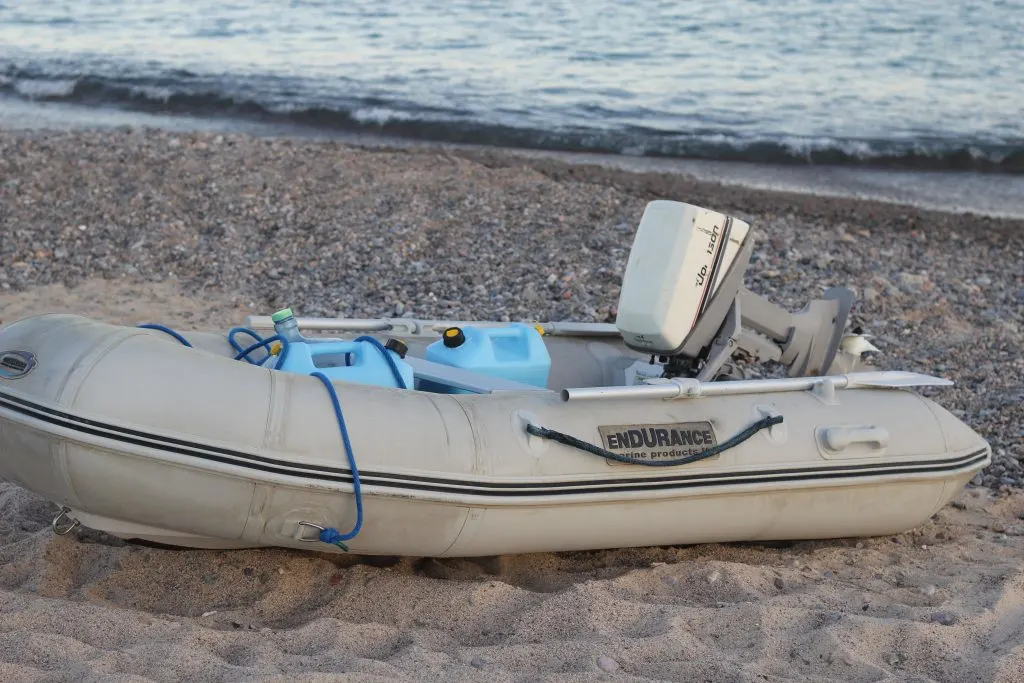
920,584 -> 937,597
774,577 -> 785,590
394,301 -> 405,316
662,575 -> 679,586
243,567 -> 254,577
597,655 -> 619,673
896,272 -> 930,293
470,657 -> 488,669
329,573 -> 343,586
201,610 -> 217,617
931,611 -> 957,626
707,570 -> 721,584
991,522 -> 1007,533
277,567 -> 286,575
951,501 -> 967,510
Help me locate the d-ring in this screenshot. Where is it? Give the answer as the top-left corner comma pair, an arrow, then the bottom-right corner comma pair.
295,521 -> 325,542
51,506 -> 81,536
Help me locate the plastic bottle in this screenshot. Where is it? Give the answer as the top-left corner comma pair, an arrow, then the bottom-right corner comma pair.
271,308 -> 305,343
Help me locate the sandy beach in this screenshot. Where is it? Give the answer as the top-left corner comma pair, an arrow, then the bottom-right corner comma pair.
1,128 -> 1023,681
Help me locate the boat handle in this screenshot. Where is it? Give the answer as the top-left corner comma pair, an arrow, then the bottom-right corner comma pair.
51,506 -> 81,536
295,521 -> 326,542
820,426 -> 889,452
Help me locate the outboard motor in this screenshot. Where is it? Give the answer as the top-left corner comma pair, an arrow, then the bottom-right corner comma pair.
615,200 -> 863,380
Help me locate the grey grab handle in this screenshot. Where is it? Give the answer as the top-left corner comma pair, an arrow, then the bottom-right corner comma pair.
820,425 -> 889,452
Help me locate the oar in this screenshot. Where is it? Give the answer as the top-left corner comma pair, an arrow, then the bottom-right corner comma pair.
562,371 -> 953,402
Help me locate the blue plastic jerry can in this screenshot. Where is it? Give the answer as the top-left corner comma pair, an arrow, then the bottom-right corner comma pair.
266,308 -> 412,389
274,338 -> 413,389
272,336 -> 413,389
425,323 -> 551,391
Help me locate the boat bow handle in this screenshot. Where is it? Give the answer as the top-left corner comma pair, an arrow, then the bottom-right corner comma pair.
820,425 -> 889,452
51,506 -> 81,536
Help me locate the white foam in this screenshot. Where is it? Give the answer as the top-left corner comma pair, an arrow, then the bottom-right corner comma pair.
13,78 -> 77,99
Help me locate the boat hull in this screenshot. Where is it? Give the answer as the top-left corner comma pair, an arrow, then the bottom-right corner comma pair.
0,315 -> 990,556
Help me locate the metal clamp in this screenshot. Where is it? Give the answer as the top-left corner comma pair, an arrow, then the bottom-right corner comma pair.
51,506 -> 81,536
295,521 -> 325,542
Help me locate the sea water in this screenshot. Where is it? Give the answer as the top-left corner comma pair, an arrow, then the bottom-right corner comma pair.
1,0 -> 1021,174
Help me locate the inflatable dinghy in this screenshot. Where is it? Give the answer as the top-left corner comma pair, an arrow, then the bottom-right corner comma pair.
0,201 -> 989,557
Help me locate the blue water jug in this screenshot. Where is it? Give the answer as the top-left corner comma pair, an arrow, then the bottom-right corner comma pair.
267,307 -> 412,389
272,337 -> 413,389
425,323 -> 551,390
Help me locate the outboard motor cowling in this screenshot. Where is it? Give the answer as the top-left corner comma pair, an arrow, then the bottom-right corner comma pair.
615,200 -> 858,380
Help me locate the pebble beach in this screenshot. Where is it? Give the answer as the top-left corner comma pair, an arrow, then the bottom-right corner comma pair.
1,128 -> 1023,681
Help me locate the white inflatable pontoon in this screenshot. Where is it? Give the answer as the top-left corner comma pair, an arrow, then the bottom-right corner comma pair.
0,201 -> 990,557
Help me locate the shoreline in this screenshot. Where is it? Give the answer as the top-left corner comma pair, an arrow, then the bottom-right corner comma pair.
2,97 -> 1024,221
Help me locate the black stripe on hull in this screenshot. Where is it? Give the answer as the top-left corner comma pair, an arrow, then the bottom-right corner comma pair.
0,389 -> 989,498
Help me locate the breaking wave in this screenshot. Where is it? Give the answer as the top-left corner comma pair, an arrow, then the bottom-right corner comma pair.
3,67 -> 1022,174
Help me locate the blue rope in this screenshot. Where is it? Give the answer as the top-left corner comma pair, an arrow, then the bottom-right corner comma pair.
310,371 -> 364,551
137,323 -> 193,348
233,333 -> 287,366
227,327 -> 264,362
355,335 -> 408,389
